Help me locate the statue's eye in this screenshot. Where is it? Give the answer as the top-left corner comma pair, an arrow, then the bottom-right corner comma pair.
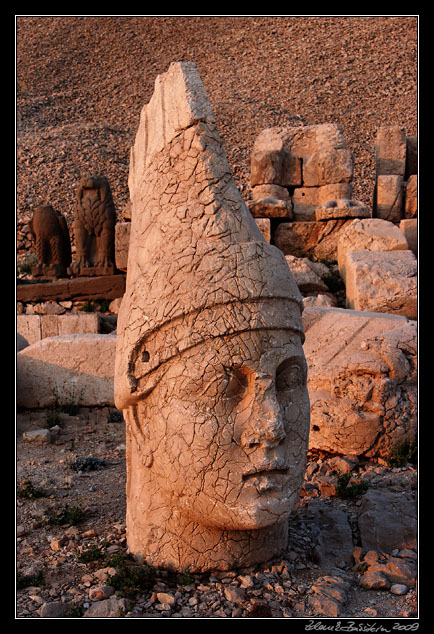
276,361 -> 305,393
224,368 -> 249,400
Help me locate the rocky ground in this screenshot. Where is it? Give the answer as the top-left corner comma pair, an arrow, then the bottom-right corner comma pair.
16,407 -> 418,620
16,15 -> 417,250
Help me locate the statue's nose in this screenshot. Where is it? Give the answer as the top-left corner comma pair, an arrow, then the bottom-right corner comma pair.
240,387 -> 286,450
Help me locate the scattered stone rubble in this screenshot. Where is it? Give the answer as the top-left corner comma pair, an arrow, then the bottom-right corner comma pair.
16,408 -> 418,619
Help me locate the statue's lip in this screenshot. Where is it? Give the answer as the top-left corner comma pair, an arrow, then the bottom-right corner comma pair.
242,464 -> 290,480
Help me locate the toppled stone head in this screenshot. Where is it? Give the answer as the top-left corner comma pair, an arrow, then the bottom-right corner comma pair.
114,62 -> 310,572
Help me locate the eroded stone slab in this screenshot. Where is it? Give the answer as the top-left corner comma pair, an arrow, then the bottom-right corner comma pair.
17,334 -> 116,408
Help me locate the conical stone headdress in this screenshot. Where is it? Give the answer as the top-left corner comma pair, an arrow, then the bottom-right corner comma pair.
114,62 -> 304,410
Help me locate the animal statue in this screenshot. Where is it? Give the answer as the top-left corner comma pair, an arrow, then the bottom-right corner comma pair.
29,205 -> 71,277
70,175 -> 116,275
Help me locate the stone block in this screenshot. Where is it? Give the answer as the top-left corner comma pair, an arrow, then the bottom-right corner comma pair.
337,218 -> 408,282
274,219 -> 353,261
17,314 -> 41,345
345,250 -> 417,319
315,199 -> 371,221
17,334 -> 116,408
399,218 -> 417,256
292,187 -> 320,221
404,174 -> 417,218
283,123 -> 348,157
254,218 -> 271,243
250,149 -> 302,187
318,182 -> 353,205
303,148 -> 353,187
375,126 -> 407,176
115,222 -> 131,271
18,313 -> 101,342
375,174 -> 404,223
251,184 -> 290,201
303,307 -> 417,457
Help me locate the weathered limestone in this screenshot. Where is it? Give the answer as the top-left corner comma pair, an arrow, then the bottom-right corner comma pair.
302,148 -> 353,187
337,218 -> 409,282
400,218 -> 417,256
274,219 -> 353,262
292,187 -> 320,221
69,175 -> 117,276
375,174 -> 404,223
303,307 -> 417,458
29,205 -> 72,278
255,218 -> 271,243
17,334 -> 116,408
17,313 -> 101,344
315,199 -> 371,221
345,250 -> 417,319
114,62 -> 310,573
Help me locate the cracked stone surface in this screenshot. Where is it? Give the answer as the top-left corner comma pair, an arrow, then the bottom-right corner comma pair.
303,307 -> 417,458
114,62 -> 310,573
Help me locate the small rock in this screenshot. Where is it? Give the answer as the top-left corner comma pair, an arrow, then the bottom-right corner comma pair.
89,585 -> 115,601
224,586 -> 246,604
390,584 -> 408,595
83,596 -> 131,618
359,571 -> 390,590
93,567 -> 117,583
50,535 -> 68,551
39,601 -> 73,618
238,574 -> 255,588
156,592 -> 176,607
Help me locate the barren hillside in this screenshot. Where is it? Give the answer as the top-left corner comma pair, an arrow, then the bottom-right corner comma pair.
16,15 -> 418,236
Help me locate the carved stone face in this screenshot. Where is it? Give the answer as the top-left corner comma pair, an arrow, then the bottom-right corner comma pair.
130,328 -> 310,531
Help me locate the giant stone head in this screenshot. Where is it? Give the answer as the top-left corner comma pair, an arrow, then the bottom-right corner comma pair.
114,62 -> 310,572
